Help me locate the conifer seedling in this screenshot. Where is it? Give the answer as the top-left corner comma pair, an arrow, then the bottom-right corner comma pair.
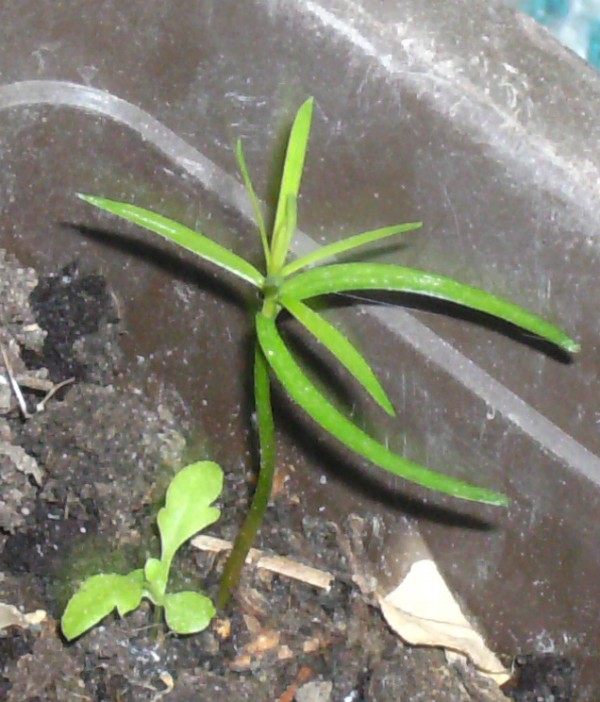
77,98 -> 579,606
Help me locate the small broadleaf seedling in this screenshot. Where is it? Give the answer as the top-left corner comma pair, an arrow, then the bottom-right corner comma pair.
77,97 -> 579,606
61,461 -> 222,640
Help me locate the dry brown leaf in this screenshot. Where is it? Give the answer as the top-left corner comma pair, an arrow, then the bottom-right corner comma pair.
377,559 -> 510,686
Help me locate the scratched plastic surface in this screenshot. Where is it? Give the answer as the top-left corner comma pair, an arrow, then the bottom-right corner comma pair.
0,1 -> 599,696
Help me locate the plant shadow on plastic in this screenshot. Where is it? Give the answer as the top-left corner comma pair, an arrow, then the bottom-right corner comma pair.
77,97 -> 579,607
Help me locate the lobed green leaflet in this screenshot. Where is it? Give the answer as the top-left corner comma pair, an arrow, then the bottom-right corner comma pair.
62,461 -> 222,640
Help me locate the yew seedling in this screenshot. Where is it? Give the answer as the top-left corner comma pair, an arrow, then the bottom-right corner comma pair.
77,98 -> 579,606
61,461 -> 222,640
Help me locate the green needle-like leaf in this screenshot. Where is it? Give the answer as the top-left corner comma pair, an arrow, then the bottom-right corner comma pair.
235,139 -> 270,267
61,571 -> 145,641
282,221 -> 423,277
77,194 -> 265,288
281,263 -> 579,353
164,591 -> 215,634
157,461 -> 222,568
270,98 -> 313,271
285,193 -> 298,253
256,313 -> 508,506
281,295 -> 395,416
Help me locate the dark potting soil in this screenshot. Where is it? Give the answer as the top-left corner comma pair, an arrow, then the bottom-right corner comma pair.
0,252 -> 577,701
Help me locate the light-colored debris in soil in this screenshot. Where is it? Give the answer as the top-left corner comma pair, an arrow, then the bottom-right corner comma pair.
295,680 -> 333,702
0,251 -> 52,532
0,250 -> 44,353
0,250 -> 48,416
230,621 -> 281,671
192,534 -> 335,590
0,428 -> 45,533
0,601 -> 46,630
1,340 -> 72,418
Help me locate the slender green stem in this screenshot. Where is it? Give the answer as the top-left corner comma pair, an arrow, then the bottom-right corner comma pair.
153,604 -> 163,624
217,343 -> 276,608
151,603 -> 164,643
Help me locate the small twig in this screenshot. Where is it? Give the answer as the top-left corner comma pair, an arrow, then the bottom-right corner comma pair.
35,376 -> 75,412
277,665 -> 313,702
13,376 -> 55,392
1,343 -> 75,418
192,535 -> 334,591
1,343 -> 31,418
153,672 -> 174,701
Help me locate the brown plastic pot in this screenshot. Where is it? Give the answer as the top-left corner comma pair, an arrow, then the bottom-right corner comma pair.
1,0 -> 599,695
